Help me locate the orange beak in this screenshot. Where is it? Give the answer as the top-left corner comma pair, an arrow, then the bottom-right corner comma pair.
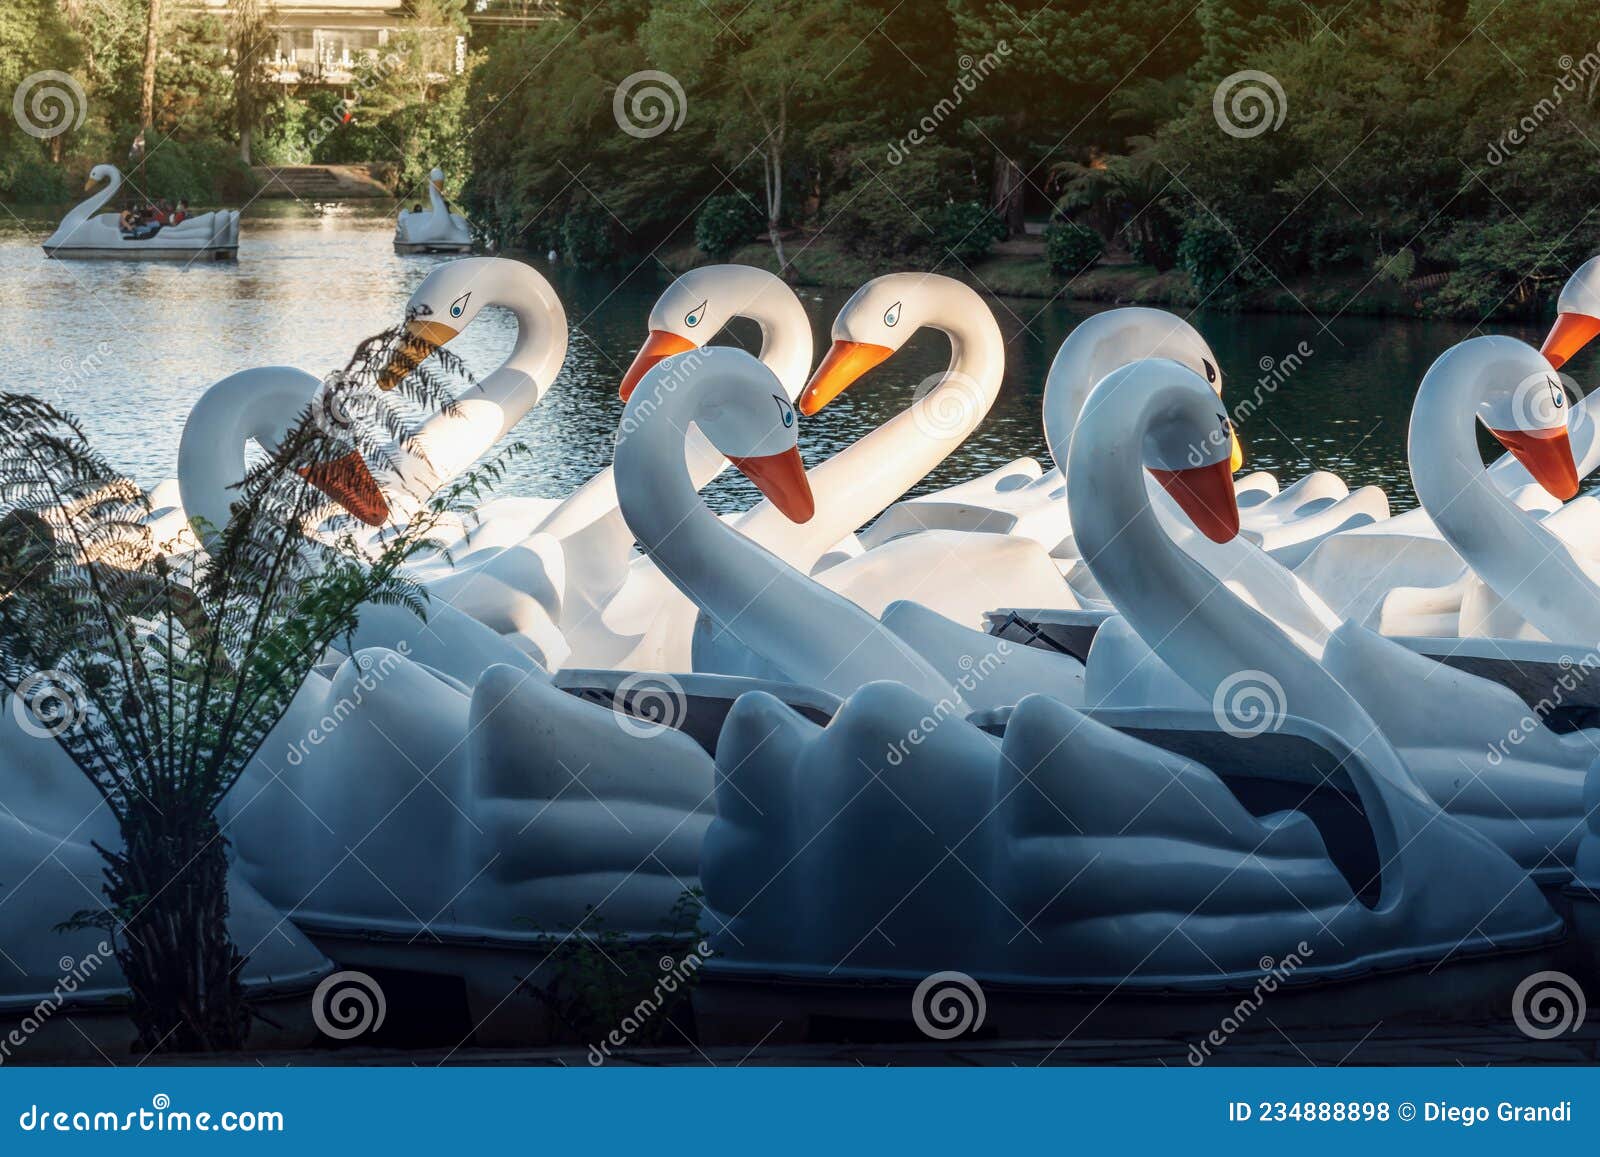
1541,312 -> 1600,370
380,318 -> 459,391
1488,425 -> 1581,500
798,340 -> 895,416
620,330 -> 698,400
1149,458 -> 1240,544
300,451 -> 390,527
728,446 -> 815,523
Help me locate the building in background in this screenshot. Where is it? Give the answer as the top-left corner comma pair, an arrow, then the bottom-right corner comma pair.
188,1 -> 555,87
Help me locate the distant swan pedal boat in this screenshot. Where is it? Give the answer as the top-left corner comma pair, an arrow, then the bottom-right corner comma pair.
42,164 -> 240,261
394,167 -> 473,254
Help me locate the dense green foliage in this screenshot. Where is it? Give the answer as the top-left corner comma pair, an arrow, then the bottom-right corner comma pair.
0,1 -> 470,206
462,0 -> 1600,317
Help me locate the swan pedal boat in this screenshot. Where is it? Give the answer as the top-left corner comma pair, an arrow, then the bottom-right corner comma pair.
394,167 -> 473,254
42,164 -> 240,261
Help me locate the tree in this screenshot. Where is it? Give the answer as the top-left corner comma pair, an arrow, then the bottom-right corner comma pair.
138,0 -> 162,130
0,328 -> 510,1052
228,0 -> 275,164
643,0 -> 872,275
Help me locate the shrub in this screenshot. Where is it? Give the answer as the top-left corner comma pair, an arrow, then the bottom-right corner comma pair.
932,201 -> 1005,264
1177,215 -> 1246,303
1046,220 -> 1103,276
560,201 -> 617,269
695,193 -> 765,259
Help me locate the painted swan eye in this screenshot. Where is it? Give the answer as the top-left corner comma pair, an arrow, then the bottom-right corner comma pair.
774,394 -> 794,428
1549,376 -> 1566,408
883,300 -> 902,327
449,292 -> 471,319
684,300 -> 707,328
1203,358 -> 1218,384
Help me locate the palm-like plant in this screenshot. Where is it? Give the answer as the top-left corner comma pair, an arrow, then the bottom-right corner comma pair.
0,322 -> 520,1053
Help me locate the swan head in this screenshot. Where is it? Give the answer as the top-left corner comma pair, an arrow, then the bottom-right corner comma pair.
86,163 -> 116,190
429,167 -> 445,185
1044,307 -> 1241,471
379,257 -> 503,387
618,264 -> 783,400
1106,358 -> 1241,544
624,347 -> 815,522
1471,345 -> 1581,500
797,273 -> 950,415
1543,255 -> 1600,369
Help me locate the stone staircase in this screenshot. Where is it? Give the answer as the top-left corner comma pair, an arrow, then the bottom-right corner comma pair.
251,163 -> 394,200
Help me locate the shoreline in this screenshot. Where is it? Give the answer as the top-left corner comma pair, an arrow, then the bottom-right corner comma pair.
654,234 -> 1546,323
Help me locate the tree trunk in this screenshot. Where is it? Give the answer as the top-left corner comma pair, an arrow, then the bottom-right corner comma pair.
139,0 -> 163,132
239,125 -> 252,165
990,149 -> 1026,238
100,811 -> 250,1054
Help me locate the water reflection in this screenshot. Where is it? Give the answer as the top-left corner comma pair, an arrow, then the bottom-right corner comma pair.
0,201 -> 1560,514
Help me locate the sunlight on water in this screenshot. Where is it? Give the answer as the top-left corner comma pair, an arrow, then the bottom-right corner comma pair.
0,201 -> 1556,514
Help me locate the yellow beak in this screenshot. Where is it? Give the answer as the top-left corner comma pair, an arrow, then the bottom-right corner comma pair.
379,318 -> 460,391
1230,431 -> 1245,473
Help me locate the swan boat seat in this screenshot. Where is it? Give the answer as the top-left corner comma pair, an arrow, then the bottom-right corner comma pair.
987,607 -> 1600,730
554,669 -> 841,757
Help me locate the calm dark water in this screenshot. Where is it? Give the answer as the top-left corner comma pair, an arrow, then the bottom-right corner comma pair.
0,201 -> 1557,513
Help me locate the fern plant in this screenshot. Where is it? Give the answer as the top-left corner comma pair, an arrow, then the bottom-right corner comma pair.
0,320 -> 521,1054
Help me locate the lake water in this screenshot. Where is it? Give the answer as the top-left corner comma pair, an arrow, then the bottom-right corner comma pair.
0,201 -> 1556,514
